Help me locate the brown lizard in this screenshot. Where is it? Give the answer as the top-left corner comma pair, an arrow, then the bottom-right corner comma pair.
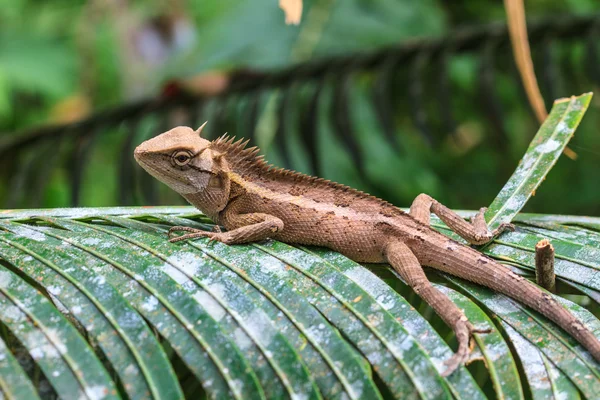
134,124 -> 600,376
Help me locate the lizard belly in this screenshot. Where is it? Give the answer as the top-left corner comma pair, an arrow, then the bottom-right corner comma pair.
272,212 -> 387,263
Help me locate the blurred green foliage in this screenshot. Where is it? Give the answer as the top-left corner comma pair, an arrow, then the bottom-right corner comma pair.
0,0 -> 446,131
2,0 -> 600,216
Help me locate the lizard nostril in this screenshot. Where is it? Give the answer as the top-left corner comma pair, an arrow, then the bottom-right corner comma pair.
134,145 -> 148,159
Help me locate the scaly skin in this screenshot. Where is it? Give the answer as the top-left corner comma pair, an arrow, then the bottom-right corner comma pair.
134,125 -> 600,376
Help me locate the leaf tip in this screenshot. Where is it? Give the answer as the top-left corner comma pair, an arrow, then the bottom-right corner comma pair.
553,92 -> 593,105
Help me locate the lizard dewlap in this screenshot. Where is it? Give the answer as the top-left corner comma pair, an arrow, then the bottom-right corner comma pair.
135,124 -> 600,376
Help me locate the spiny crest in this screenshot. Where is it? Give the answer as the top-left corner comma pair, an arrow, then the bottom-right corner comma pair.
210,134 -> 269,172
210,133 -> 404,214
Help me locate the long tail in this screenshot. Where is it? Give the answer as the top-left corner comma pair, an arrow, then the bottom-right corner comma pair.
425,240 -> 600,362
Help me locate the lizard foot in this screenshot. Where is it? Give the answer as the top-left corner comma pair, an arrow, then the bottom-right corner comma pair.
168,226 -> 220,243
469,208 -> 515,245
441,321 -> 489,377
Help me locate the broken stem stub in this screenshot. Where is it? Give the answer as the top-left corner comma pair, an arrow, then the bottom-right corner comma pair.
535,239 -> 555,292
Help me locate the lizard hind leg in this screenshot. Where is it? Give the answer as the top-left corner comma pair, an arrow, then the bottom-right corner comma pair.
385,240 -> 485,376
409,193 -> 514,245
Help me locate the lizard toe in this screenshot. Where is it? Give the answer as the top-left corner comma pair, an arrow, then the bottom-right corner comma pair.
441,348 -> 469,377
441,320 -> 472,376
169,230 -> 214,243
207,233 -> 223,244
492,222 -> 515,237
470,325 -> 492,334
168,226 -> 202,238
501,222 -> 516,232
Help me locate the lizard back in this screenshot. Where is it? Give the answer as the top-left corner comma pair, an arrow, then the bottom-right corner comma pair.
211,136 -> 407,219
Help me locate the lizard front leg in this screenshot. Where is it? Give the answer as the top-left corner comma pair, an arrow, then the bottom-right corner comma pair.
385,240 -> 489,376
410,193 -> 513,245
169,213 -> 283,244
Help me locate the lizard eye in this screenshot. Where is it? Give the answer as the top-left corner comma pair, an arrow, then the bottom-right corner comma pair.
172,151 -> 192,166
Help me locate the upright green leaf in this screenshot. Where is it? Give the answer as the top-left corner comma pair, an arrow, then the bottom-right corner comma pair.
485,93 -> 592,230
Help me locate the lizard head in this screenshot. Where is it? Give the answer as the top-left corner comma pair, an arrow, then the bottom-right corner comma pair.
134,124 -> 229,198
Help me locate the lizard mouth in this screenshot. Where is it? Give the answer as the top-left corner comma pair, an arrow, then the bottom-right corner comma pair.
133,147 -> 160,177
133,145 -> 158,170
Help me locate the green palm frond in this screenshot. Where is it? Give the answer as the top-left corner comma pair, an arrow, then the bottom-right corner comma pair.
0,207 -> 599,398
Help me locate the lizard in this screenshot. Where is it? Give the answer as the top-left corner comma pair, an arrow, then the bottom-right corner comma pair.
134,124 -> 600,376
